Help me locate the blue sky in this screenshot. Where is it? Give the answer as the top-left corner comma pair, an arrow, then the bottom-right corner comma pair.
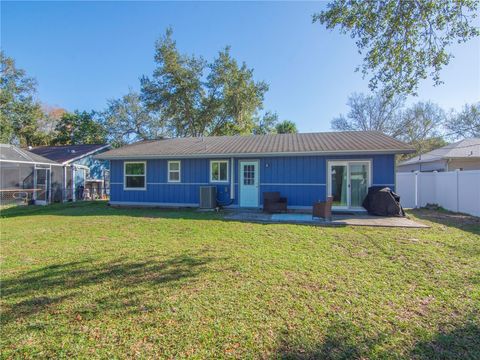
2,1 -> 479,132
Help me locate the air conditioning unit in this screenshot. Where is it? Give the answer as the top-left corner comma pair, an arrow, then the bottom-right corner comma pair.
199,186 -> 217,209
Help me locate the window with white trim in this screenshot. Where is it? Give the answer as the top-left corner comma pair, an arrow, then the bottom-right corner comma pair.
168,161 -> 181,182
124,162 -> 146,190
210,160 -> 229,182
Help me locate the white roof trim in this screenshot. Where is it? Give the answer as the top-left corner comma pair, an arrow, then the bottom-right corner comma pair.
62,144 -> 111,165
0,159 -> 63,166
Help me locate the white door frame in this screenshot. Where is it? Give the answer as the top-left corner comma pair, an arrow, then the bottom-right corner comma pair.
327,160 -> 372,210
239,160 -> 260,208
34,167 -> 50,205
327,161 -> 349,210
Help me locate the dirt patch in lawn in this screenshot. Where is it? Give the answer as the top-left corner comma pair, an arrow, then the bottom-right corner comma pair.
411,208 -> 479,227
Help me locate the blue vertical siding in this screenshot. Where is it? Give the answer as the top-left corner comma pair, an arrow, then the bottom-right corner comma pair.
258,156 -> 327,206
371,154 -> 396,187
73,153 -> 109,180
74,167 -> 85,188
110,158 -> 232,205
110,154 -> 396,207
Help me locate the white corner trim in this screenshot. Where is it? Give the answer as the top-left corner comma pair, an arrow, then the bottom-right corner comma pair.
230,157 -> 235,200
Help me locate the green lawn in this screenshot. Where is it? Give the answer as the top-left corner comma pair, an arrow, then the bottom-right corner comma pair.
1,202 -> 479,359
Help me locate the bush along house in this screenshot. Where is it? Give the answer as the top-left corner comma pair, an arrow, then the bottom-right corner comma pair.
96,132 -> 414,211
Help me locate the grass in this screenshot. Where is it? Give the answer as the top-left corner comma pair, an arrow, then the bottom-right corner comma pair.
1,202 -> 479,359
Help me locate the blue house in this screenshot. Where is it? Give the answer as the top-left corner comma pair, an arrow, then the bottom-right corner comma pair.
97,132 -> 414,211
30,144 -> 110,201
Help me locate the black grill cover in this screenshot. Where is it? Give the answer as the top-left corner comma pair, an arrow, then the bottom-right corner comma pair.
362,186 -> 405,217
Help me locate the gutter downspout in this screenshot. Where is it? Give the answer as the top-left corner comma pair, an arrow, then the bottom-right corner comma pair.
33,165 -> 37,202
49,165 -> 52,204
72,166 -> 76,202
394,154 -> 397,191
230,157 -> 235,200
63,166 -> 67,202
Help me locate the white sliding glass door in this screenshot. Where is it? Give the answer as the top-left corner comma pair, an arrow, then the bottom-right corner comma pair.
327,161 -> 371,209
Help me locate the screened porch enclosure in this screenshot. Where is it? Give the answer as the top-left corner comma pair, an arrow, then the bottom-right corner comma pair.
0,162 -> 39,205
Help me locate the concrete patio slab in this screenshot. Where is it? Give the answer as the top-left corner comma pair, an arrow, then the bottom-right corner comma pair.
223,211 -> 429,228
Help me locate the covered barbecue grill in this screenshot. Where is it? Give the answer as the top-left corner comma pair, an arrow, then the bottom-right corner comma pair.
362,186 -> 405,217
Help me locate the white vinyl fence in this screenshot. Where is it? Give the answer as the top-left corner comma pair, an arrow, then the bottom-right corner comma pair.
396,170 -> 480,217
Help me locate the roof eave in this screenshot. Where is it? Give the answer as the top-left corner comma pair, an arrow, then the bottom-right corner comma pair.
62,144 -> 111,165
95,148 -> 415,160
0,159 -> 63,166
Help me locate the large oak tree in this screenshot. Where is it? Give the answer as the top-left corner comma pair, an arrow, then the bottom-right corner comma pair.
141,29 -> 272,137
101,91 -> 165,147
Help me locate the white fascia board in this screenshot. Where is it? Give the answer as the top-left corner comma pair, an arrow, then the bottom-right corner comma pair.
62,145 -> 111,165
72,164 -> 90,170
0,159 -> 63,166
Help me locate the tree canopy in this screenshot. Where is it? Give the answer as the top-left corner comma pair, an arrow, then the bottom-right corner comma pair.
397,102 -> 447,158
275,120 -> 298,134
331,92 -> 405,137
101,91 -> 165,147
53,111 -> 107,145
332,93 -> 450,159
141,28 -> 271,137
0,51 -> 43,146
445,102 -> 480,139
314,1 -> 479,97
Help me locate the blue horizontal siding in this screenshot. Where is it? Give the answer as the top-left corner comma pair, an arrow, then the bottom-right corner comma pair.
110,154 -> 396,207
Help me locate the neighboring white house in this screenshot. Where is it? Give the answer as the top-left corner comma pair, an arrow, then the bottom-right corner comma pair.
397,138 -> 480,172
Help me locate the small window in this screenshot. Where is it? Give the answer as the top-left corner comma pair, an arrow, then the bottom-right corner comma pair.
168,161 -> 181,182
243,164 -> 255,185
124,162 -> 146,190
210,160 -> 229,182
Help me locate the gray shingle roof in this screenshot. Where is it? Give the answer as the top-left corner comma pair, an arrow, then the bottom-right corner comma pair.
0,144 -> 60,164
29,144 -> 110,164
97,131 -> 414,159
399,138 -> 480,165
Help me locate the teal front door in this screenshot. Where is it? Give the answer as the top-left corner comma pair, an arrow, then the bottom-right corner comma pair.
240,161 -> 259,207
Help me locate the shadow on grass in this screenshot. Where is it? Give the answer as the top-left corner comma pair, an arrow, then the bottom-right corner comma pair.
275,317 -> 480,360
410,320 -> 480,360
409,208 -> 480,236
0,201 -> 222,221
1,253 -> 216,324
276,319 -> 383,360
0,202 -> 352,229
